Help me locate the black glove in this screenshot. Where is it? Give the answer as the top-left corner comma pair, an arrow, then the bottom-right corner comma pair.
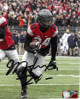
45,60 -> 58,71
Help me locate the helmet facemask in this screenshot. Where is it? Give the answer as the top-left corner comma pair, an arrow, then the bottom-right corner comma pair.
37,9 -> 53,28
39,17 -> 53,28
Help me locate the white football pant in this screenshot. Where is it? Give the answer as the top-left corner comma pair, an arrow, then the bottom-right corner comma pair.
0,49 -> 19,67
22,51 -> 45,76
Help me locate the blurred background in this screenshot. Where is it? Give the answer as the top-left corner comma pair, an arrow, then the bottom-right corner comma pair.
1,0 -> 80,56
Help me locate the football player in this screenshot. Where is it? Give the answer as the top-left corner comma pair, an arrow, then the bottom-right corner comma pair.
0,15 -> 26,98
17,9 -> 58,98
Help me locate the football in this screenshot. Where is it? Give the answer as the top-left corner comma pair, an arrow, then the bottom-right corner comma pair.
29,40 -> 40,48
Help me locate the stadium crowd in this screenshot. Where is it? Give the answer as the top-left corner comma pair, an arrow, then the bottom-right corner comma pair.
0,0 -> 80,56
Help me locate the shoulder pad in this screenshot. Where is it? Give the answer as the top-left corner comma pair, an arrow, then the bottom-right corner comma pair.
27,23 -> 38,37
50,24 -> 56,30
0,17 -> 7,26
30,23 -> 37,29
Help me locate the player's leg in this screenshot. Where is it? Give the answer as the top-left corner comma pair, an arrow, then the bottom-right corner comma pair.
0,49 -> 6,62
6,49 -> 19,72
18,51 -> 33,98
22,52 -> 45,82
5,50 -> 26,97
22,51 -> 45,77
32,53 -> 45,77
20,51 -> 42,98
18,51 -> 45,97
6,50 -> 27,98
22,51 -> 34,67
6,49 -> 19,63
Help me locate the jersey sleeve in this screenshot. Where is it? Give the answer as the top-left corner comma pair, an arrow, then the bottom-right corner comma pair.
51,25 -> 58,37
27,25 -> 34,37
0,17 -> 7,26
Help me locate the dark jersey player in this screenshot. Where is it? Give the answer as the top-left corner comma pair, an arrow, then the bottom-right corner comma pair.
17,9 -> 58,98
0,16 -> 27,98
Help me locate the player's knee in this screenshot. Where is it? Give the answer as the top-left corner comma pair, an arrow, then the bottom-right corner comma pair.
17,66 -> 27,77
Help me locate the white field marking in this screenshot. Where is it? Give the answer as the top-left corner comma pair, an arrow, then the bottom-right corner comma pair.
0,69 -> 79,72
0,83 -> 79,86
19,55 -> 80,58
1,56 -> 79,61
0,74 -> 79,78
0,64 -> 6,66
0,69 -> 8,70
43,74 -> 79,78
10,55 -> 79,60
45,62 -> 80,65
1,61 -> 80,65
57,69 -> 79,71
0,75 -> 16,77
68,63 -> 80,65
0,60 -> 8,62
3,55 -> 80,60
0,68 -> 79,71
56,56 -> 80,58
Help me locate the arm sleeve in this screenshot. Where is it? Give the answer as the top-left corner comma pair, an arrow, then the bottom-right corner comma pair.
50,36 -> 57,61
24,33 -> 34,53
0,24 -> 6,40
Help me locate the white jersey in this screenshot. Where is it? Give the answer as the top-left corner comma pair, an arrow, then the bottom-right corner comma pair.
61,33 -> 71,46
61,33 -> 71,55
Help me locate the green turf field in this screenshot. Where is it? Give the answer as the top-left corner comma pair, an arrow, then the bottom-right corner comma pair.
0,56 -> 79,99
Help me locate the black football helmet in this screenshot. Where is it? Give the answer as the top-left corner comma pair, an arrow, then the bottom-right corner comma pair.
37,9 -> 53,28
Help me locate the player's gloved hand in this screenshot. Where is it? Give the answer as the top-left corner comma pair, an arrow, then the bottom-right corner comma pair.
45,60 -> 58,71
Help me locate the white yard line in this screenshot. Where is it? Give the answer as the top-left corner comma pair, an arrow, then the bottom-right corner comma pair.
45,62 -> 80,64
43,74 -> 79,78
0,74 -> 79,78
18,55 -> 80,58
0,83 -> 79,86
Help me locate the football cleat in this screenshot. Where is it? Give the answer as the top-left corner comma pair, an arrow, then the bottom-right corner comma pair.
21,89 -> 27,98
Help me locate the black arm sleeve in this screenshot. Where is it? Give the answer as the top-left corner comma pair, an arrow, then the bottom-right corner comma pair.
24,33 -> 34,53
0,25 -> 6,39
50,36 -> 57,61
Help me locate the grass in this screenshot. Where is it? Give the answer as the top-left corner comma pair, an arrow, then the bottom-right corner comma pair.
0,56 -> 79,99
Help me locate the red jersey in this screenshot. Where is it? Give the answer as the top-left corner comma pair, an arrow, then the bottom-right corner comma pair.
0,17 -> 14,49
27,23 -> 58,48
